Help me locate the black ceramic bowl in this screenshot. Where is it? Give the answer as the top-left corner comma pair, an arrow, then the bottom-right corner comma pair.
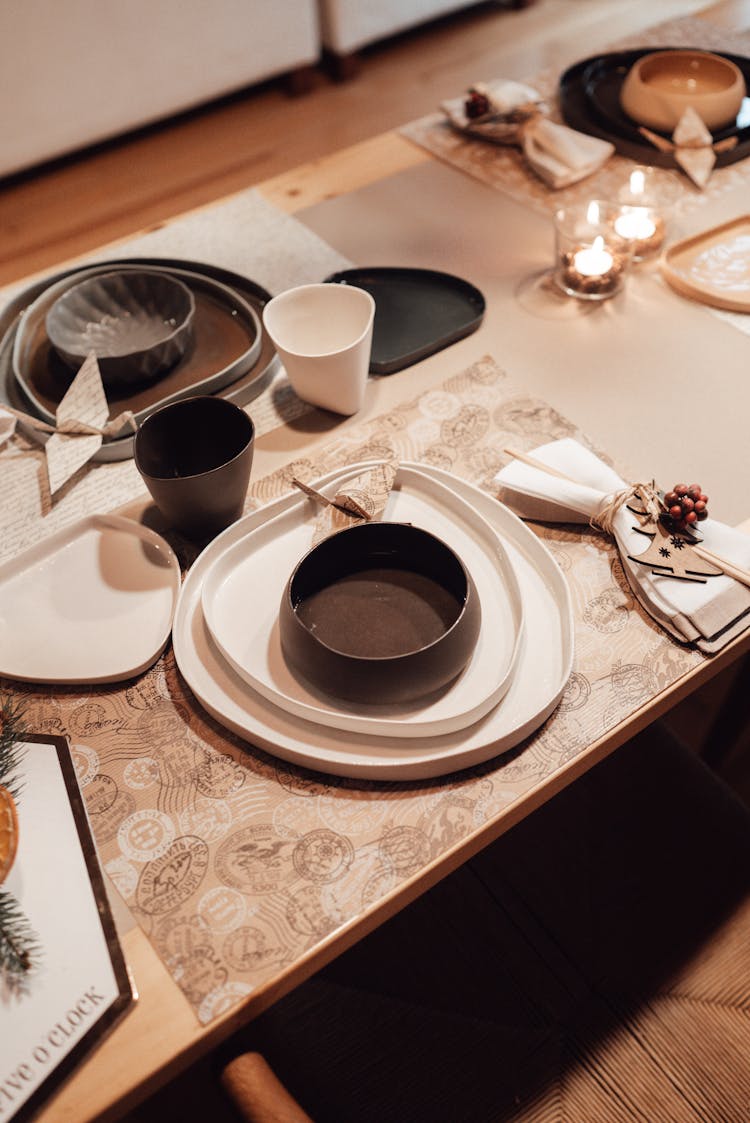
279,521 -> 481,704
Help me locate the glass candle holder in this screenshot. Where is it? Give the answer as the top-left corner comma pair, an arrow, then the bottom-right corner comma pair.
553,201 -> 633,300
615,166 -> 682,262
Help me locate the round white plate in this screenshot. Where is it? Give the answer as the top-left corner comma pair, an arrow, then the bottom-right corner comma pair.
173,462 -> 574,780
0,514 -> 180,683
200,464 -> 524,738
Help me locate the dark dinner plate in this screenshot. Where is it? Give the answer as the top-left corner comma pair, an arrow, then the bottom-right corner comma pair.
324,267 -> 485,376
559,48 -> 750,168
1,256 -> 280,461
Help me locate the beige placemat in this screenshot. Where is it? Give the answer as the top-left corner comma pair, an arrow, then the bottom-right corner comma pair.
401,17 -> 750,221
2,354 -> 703,1026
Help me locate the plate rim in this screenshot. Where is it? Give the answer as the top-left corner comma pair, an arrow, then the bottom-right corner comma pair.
200,462 -> 525,738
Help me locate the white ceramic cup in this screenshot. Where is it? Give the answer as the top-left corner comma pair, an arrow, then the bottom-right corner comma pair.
262,283 -> 375,415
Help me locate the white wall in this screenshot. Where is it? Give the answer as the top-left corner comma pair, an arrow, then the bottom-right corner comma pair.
0,0 -> 319,176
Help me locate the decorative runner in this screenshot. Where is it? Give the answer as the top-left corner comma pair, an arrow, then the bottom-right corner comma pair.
0,354 -> 703,1025
401,17 -> 750,222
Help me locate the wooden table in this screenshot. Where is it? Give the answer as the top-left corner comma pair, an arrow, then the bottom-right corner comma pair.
25,3 -> 750,1119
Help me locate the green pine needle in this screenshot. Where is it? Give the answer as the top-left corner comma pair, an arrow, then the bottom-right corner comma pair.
0,695 -> 27,802
0,888 -> 41,990
0,694 -> 38,987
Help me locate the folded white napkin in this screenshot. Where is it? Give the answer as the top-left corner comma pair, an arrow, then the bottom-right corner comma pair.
671,106 -> 717,187
639,106 -> 738,188
521,117 -> 615,189
494,439 -> 750,654
442,80 -> 614,189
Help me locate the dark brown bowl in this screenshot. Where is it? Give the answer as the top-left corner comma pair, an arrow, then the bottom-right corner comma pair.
279,521 -> 481,704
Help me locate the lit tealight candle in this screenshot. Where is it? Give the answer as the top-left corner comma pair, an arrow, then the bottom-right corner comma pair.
572,236 -> 614,277
614,205 -> 665,260
554,201 -> 631,300
614,209 -> 656,241
629,168 -> 646,197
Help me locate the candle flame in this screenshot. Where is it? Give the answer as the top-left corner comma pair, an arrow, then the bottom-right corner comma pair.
630,169 -> 645,197
592,235 -> 605,253
586,200 -> 601,224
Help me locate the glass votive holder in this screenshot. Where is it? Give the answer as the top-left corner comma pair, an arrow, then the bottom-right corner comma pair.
614,165 -> 682,262
613,202 -> 666,261
553,201 -> 633,301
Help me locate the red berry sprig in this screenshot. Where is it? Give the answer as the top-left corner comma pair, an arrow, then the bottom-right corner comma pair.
465,89 -> 491,119
662,482 -> 709,533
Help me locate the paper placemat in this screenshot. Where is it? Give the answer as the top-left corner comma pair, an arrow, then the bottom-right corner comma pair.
401,17 -> 750,223
0,189 -> 352,565
0,354 -> 704,1026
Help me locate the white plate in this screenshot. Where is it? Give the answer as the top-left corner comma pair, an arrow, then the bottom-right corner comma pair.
660,215 -> 750,313
173,462 -> 574,780
201,464 -> 524,738
0,514 -> 180,683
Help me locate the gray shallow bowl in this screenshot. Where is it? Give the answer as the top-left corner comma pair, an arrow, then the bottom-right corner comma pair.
45,268 -> 196,387
279,521 -> 482,704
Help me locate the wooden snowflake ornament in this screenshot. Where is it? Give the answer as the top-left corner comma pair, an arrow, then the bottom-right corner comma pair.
625,484 -> 721,583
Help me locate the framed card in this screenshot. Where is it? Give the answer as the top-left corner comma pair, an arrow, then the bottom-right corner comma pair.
0,734 -> 134,1122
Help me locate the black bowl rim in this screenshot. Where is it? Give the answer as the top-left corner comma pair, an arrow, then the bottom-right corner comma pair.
284,520 -> 477,665
133,394 -> 255,482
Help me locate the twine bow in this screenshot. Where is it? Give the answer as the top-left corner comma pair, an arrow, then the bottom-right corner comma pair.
591,481 -> 661,535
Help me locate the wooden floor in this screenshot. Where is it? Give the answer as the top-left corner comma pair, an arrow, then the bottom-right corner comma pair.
0,0 -> 716,286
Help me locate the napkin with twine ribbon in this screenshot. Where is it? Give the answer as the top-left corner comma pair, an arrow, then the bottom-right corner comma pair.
442,79 -> 615,189
494,438 -> 750,654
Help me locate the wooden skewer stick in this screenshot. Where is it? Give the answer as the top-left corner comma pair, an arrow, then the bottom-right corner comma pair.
502,446 -> 575,483
291,477 -> 369,519
502,448 -> 750,590
691,544 -> 750,591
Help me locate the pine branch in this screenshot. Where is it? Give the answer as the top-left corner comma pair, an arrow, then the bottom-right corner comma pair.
0,694 -> 38,987
0,696 -> 27,801
0,888 -> 41,990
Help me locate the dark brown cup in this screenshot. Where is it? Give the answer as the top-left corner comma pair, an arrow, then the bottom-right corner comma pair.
134,395 -> 254,540
279,521 -> 481,704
